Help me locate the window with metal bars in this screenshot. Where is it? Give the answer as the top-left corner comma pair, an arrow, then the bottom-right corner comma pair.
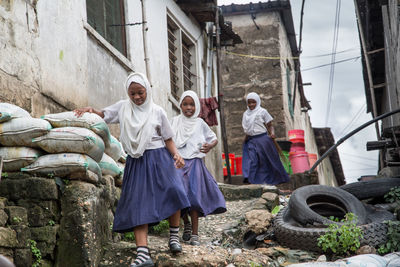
167,15 -> 197,101
86,0 -> 127,56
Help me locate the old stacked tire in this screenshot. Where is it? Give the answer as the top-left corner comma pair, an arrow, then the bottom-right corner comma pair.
274,185 -> 392,252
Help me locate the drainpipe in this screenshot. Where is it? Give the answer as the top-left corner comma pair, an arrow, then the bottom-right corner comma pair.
215,8 -> 232,183
141,0 -> 152,85
205,22 -> 214,98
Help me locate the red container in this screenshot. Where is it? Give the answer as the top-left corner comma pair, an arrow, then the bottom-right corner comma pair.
308,153 -> 318,168
290,142 -> 305,152
222,153 -> 235,176
235,157 -> 242,175
288,129 -> 305,144
289,151 -> 310,174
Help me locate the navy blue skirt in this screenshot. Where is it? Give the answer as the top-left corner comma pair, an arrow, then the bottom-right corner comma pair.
178,158 -> 226,217
113,148 -> 190,233
242,133 -> 290,185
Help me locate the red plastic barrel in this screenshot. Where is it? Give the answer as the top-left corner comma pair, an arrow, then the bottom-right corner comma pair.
289,151 -> 310,174
235,157 -> 242,175
288,129 -> 305,144
222,153 -> 235,176
308,153 -> 318,168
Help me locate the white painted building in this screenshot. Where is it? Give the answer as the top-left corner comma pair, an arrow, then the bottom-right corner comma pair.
0,0 -> 241,180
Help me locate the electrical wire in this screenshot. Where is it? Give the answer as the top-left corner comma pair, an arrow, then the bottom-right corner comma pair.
301,56 -> 361,71
302,47 -> 360,58
325,0 -> 342,126
337,103 -> 366,137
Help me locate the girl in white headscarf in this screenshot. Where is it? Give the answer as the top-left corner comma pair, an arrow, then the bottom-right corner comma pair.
171,90 -> 226,246
74,73 -> 190,267
242,92 -> 289,185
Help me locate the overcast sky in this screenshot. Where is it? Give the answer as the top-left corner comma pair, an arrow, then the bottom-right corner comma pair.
218,0 -> 379,183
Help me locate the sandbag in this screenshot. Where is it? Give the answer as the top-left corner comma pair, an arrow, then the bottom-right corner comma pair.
99,153 -> 122,178
0,103 -> 30,123
41,112 -> 111,144
0,147 -> 43,172
32,127 -> 105,162
105,135 -> 125,162
21,153 -> 102,184
0,118 -> 52,147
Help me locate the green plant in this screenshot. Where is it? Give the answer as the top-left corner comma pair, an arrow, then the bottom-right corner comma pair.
384,186 -> 400,203
123,232 -> 135,242
47,173 -> 55,178
62,179 -> 70,185
1,172 -> 8,178
28,239 -> 42,267
249,261 -> 262,267
150,220 -> 169,235
317,213 -> 363,255
12,217 -> 23,223
271,205 -> 282,215
48,220 -> 55,226
378,220 -> 400,254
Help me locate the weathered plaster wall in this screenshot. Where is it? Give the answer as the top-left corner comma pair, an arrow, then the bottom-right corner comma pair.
221,12 -> 285,156
0,0 -> 223,180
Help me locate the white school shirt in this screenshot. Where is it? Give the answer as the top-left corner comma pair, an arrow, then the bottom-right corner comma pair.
103,100 -> 174,150
245,108 -> 274,136
171,117 -> 217,159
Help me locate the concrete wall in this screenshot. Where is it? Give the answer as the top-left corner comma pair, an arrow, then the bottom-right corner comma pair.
221,10 -> 337,185
0,0 -> 223,180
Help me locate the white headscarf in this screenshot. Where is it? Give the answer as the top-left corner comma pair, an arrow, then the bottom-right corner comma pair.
119,72 -> 155,158
242,92 -> 263,134
171,90 -> 201,148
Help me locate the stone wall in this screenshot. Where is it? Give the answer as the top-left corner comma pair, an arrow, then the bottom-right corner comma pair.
221,12 -> 287,156
0,173 -> 120,267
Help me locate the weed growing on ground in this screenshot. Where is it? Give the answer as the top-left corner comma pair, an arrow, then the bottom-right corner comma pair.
378,220 -> 400,254
384,186 -> 400,204
317,213 -> 363,255
28,239 -> 42,267
123,232 -> 135,242
150,220 -> 169,235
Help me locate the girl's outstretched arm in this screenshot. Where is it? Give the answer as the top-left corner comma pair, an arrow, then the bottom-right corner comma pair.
165,138 -> 185,168
74,106 -> 105,118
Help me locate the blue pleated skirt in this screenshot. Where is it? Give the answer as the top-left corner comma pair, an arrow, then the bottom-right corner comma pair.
242,133 -> 290,185
177,158 -> 226,217
113,148 -> 190,233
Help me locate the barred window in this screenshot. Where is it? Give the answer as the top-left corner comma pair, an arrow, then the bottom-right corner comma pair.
86,0 -> 127,56
167,15 -> 197,101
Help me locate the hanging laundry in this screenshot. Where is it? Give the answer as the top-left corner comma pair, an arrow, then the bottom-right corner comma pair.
199,97 -> 219,126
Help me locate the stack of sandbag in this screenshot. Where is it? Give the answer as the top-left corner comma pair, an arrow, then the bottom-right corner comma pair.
0,103 -> 50,171
0,105 -> 126,182
38,111 -> 125,180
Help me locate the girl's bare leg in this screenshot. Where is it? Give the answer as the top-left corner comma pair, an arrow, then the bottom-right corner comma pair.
132,224 -> 153,266
189,210 -> 200,245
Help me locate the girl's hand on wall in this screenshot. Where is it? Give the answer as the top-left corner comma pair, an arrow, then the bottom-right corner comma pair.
73,107 -> 94,117
173,153 -> 185,169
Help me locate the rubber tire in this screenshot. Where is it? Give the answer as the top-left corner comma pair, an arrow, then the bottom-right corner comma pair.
274,206 -> 389,252
340,177 -> 400,200
288,185 -> 367,226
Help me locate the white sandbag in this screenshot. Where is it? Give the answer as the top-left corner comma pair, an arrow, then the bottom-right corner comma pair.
41,111 -> 111,144
21,153 -> 102,183
105,135 -> 125,162
32,127 -> 105,162
0,147 -> 43,172
0,103 -> 31,123
0,117 -> 52,147
99,153 -> 122,178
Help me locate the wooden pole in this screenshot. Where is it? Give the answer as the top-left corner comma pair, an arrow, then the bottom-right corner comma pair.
354,0 -> 380,138
215,8 -> 232,183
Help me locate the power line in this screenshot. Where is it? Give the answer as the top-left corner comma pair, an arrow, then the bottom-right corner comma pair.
302,47 -> 360,58
325,0 -> 342,126
338,103 -> 366,137
301,56 -> 361,71
340,152 -> 378,161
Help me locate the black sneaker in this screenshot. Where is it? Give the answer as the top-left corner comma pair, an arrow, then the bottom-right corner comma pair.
243,178 -> 250,184
169,242 -> 182,253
